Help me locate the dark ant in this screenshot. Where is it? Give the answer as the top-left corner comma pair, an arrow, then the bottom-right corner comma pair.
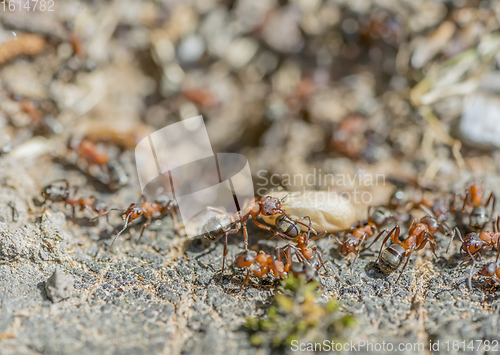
368,212 -> 442,284
205,195 -> 312,275
456,180 -> 496,232
101,195 -> 177,247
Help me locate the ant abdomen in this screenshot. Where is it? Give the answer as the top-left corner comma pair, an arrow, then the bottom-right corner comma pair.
378,244 -> 405,274
202,214 -> 234,242
275,214 -> 301,239
469,206 -> 489,232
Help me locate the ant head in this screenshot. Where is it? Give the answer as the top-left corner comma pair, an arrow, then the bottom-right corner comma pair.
340,235 -> 358,256
421,215 -> 439,233
259,196 -> 282,216
463,233 -> 484,254
480,262 -> 497,277
123,204 -> 143,220
235,251 -> 255,268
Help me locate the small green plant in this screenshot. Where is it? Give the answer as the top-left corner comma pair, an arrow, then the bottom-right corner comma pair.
245,275 -> 355,348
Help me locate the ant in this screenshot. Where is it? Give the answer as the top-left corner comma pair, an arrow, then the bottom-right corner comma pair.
69,139 -> 109,172
274,216 -> 330,275
205,195 -> 311,275
368,212 -> 442,284
234,249 -> 290,292
472,262 -> 500,289
102,195 -> 177,247
41,180 -> 111,222
456,180 -> 495,232
334,222 -> 384,274
447,217 -> 500,265
332,206 -> 395,274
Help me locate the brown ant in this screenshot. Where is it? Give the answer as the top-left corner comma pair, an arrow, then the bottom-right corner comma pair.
472,262 -> 500,289
69,139 -> 109,172
205,195 -> 311,275
274,216 -> 330,276
456,180 -> 496,232
332,206 -> 395,274
102,195 -> 177,247
234,249 -> 290,292
368,212 -> 442,284
448,217 -> 500,265
41,180 -> 112,223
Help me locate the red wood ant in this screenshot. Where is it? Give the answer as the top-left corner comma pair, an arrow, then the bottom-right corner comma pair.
69,139 -> 109,172
368,213 -> 441,284
102,195 -> 177,247
474,262 -> 500,288
456,180 -> 496,232
274,216 -> 330,276
448,217 -> 500,265
41,180 -> 112,223
332,206 -> 395,274
205,195 -> 312,275
234,249 -> 290,292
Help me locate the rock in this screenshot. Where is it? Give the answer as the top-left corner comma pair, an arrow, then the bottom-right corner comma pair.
459,92 -> 500,149
177,35 -> 206,63
45,267 -> 74,303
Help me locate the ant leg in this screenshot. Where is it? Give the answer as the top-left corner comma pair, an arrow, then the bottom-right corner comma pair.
221,233 -> 228,276
462,192 -> 469,213
395,249 -> 413,284
375,226 -> 401,263
350,234 -> 367,275
496,235 -> 500,263
72,205 -> 76,220
237,270 -> 251,293
310,231 -> 327,242
280,211 -> 318,235
485,192 -> 496,218
206,206 -> 228,215
366,225 -> 397,251
419,204 -> 436,218
136,214 -> 152,246
446,227 -> 460,253
312,247 -> 329,274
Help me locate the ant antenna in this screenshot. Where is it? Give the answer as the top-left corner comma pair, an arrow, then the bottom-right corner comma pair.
111,214 -> 132,247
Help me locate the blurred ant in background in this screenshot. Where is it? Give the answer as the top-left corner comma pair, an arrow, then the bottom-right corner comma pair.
455,180 -> 495,233
40,179 -> 112,225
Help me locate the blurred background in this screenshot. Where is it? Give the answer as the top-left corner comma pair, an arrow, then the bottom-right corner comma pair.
1,0 -> 500,201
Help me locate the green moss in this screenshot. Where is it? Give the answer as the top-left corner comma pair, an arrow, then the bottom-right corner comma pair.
245,275 -> 355,349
